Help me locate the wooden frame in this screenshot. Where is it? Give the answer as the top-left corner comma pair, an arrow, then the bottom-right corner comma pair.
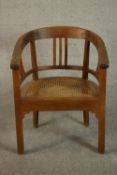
10,26 -> 109,154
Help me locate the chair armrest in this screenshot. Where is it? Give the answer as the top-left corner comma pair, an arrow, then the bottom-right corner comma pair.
88,31 -> 109,69
97,40 -> 109,69
10,33 -> 30,70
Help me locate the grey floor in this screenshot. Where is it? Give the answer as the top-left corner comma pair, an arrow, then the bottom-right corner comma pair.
0,46 -> 117,175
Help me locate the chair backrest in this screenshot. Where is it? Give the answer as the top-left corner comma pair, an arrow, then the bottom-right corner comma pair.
27,26 -> 92,80
11,26 -> 108,83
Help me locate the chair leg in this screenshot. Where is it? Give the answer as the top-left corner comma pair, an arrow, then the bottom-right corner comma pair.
33,111 -> 39,128
97,110 -> 105,154
83,111 -> 89,126
15,115 -> 24,154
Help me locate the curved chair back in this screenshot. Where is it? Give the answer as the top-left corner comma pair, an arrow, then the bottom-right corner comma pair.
11,26 -> 108,83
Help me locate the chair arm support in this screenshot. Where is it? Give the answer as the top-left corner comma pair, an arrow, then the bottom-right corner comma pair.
98,68 -> 107,106
12,69 -> 21,101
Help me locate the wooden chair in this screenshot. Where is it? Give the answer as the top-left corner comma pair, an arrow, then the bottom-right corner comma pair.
10,26 -> 109,154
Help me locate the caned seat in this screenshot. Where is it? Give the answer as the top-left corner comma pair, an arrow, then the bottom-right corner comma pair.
21,77 -> 98,100
10,26 -> 109,154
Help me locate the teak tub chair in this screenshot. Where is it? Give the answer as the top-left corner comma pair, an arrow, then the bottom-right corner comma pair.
10,26 -> 109,154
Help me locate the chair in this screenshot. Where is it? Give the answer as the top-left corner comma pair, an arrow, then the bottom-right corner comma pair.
10,26 -> 109,154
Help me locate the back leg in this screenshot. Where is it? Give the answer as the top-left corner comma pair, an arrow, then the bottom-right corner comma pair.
83,111 -> 89,126
33,111 -> 39,128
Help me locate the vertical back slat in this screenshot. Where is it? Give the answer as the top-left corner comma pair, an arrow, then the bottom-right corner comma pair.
53,38 -> 56,66
82,40 -> 90,79
64,38 -> 68,66
30,40 -> 38,80
59,38 -> 62,66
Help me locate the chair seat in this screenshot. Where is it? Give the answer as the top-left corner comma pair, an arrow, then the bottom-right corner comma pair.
21,77 -> 98,100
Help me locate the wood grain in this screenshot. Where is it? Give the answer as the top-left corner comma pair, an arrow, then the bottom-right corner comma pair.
11,26 -> 109,154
